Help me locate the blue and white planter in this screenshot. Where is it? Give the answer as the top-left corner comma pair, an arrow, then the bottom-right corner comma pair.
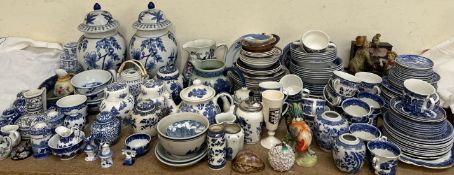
332,133 -> 366,174
90,111 -> 121,145
367,139 -> 401,175
155,64 -> 184,104
208,124 -> 226,170
315,111 -> 349,151
130,2 -> 178,77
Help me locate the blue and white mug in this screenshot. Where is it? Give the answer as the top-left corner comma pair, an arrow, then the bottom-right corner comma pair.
367,138 -> 401,175
403,79 -> 439,113
331,71 -> 362,97
301,97 -> 327,116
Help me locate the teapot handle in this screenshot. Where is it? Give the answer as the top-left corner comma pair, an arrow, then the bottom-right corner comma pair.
225,67 -> 246,88
213,92 -> 234,111
107,69 -> 117,82
118,60 -> 148,78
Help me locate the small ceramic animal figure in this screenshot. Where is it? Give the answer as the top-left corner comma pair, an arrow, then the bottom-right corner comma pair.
99,143 -> 113,168
349,36 -> 373,73
384,51 -> 398,75
288,118 -> 317,167
372,33 -> 381,48
122,149 -> 137,166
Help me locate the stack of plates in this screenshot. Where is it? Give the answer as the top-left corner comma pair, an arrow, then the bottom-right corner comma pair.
383,97 -> 454,169
382,55 -> 439,106
230,47 -> 287,90
285,41 -> 343,95
155,143 -> 208,167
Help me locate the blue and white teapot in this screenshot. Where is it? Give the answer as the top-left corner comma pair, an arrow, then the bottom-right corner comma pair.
178,79 -> 234,124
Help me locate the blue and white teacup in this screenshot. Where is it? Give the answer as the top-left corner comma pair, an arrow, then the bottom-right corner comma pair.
349,123 -> 382,143
56,94 -> 88,117
403,79 -> 440,113
341,98 -> 373,123
367,138 -> 401,175
301,97 -> 327,116
355,72 -> 382,95
331,71 -> 362,97
357,92 -> 384,126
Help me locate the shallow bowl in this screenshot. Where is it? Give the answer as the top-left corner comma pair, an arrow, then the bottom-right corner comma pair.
125,133 -> 151,156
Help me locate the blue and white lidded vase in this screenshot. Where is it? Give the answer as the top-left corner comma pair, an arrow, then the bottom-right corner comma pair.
131,100 -> 161,137
235,98 -> 263,144
30,122 -> 52,159
208,124 -> 226,170
64,113 -> 86,130
90,111 -> 121,145
155,64 -> 184,104
100,82 -> 135,124
77,3 -> 126,70
332,133 -> 366,174
224,123 -> 244,160
178,79 -> 234,124
315,111 -> 349,151
129,2 -> 178,77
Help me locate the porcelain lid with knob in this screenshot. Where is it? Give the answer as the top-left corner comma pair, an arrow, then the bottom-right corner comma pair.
180,79 -> 215,103
78,3 -> 120,33
96,111 -> 114,123
132,2 -> 172,31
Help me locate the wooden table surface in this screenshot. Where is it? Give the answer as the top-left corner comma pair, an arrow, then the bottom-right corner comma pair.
0,115 -> 453,175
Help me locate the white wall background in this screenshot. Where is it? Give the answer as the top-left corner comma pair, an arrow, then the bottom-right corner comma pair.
0,0 -> 453,67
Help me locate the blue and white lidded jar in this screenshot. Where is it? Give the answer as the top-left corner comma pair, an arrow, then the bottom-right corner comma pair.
314,111 -> 349,151
116,60 -> 149,99
155,64 -> 184,104
235,99 -> 263,144
64,113 -> 86,130
90,111 -> 121,145
30,122 -> 52,159
131,100 -> 161,137
129,2 -> 178,77
332,133 -> 366,174
208,124 -> 226,170
100,82 -> 135,124
77,3 -> 126,70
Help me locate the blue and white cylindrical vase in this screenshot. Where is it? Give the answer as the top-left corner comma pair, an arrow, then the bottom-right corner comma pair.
30,122 -> 52,159
208,124 -> 226,170
332,133 -> 366,174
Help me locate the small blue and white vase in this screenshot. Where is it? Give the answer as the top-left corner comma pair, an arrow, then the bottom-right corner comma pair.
131,100 -> 161,137
30,122 -> 52,159
77,3 -> 126,70
129,2 -> 178,77
315,111 -> 349,151
1,107 -> 20,127
332,133 -> 366,174
64,113 -> 86,130
207,124 -> 226,170
155,64 -> 184,104
90,111 -> 121,145
60,42 -> 81,74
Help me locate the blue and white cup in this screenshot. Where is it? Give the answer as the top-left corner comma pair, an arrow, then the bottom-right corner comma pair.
56,95 -> 88,117
357,92 -> 384,126
300,30 -> 336,53
341,98 -> 373,124
403,79 -> 440,113
207,124 -> 226,170
301,97 -> 327,116
331,71 -> 362,97
349,123 -> 382,143
367,138 -> 401,175
355,72 -> 382,95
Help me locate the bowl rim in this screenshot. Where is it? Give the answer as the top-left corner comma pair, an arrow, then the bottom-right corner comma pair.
125,133 -> 151,147
71,70 -> 112,89
157,112 -> 209,140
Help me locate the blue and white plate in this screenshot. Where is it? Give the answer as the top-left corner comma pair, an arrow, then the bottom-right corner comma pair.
399,145 -> 454,169
395,55 -> 434,70
390,97 -> 446,122
155,143 -> 207,167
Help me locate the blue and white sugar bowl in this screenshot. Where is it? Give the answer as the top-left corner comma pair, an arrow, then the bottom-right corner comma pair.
314,111 -> 349,151
332,133 -> 366,174
90,111 -> 121,145
341,98 -> 373,124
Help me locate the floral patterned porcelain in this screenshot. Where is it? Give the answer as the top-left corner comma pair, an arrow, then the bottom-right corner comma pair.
100,82 -> 135,124
178,79 -> 234,124
130,2 -> 178,76
116,60 -> 149,99
315,111 -> 349,151
90,111 -> 121,145
77,3 -> 126,70
207,124 -> 226,170
155,64 -> 184,104
332,134 -> 366,174
236,98 -> 263,144
131,100 -> 162,137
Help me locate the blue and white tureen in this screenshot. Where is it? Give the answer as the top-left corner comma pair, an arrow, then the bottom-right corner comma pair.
178,79 -> 234,124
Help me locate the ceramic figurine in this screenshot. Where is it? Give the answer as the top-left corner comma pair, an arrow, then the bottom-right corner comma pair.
53,69 -> 74,97
314,111 -> 349,151
332,134 -> 366,174
288,118 -> 318,167
55,126 -> 80,148
372,34 -> 381,48
100,82 -> 135,124
349,36 -> 373,74
0,135 -> 12,160
208,124 -> 226,170
77,3 -> 126,70
232,150 -> 265,173
178,79 -> 234,124
235,98 -> 263,144
137,79 -> 176,116
268,143 -> 295,172
30,122 -> 52,159
130,2 -> 178,76
64,113 -> 86,130
99,143 -> 113,168
91,112 -> 121,145
116,60 -> 149,99
224,123 -> 244,160
23,88 -> 47,114
122,149 -> 137,166
155,64 -> 184,104
131,100 -> 161,137
384,51 -> 397,75
84,137 -> 98,161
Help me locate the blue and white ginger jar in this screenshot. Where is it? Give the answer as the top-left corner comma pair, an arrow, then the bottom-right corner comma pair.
315,111 -> 349,151
90,111 -> 121,145
131,100 -> 161,137
332,133 -> 366,174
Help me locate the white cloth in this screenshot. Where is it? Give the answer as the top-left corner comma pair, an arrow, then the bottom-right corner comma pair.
0,37 -> 62,112
421,37 -> 454,113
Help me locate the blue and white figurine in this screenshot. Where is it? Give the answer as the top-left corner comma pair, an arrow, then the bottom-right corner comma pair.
332,133 -> 366,174
208,124 -> 226,170
99,143 -> 113,168
315,111 -> 349,151
122,149 -> 137,166
30,122 -> 52,159
91,112 -> 121,145
129,2 -> 178,77
178,79 -> 234,124
155,64 -> 184,104
100,82 -> 135,124
84,136 -> 98,161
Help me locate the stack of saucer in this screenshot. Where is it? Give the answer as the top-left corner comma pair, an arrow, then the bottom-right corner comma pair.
381,55 -> 440,106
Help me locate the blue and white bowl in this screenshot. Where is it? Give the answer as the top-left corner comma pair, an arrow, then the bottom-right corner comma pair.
355,72 -> 382,95
367,139 -> 401,175
48,129 -> 85,160
56,95 -> 87,117
342,98 -> 373,124
125,133 -> 151,156
349,123 -> 382,142
331,71 -> 362,97
165,120 -> 206,138
357,92 -> 384,111
71,69 -> 112,95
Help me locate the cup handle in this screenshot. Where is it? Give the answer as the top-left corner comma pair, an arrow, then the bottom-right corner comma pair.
311,101 -> 317,116
422,97 -> 436,113
225,67 -> 246,88
301,88 -> 311,98
379,136 -> 388,141
213,92 -> 234,109
373,85 -> 381,95
328,42 -> 337,49
215,43 -> 228,61
331,79 -> 340,92
282,90 -> 289,101
282,102 -> 289,115
334,96 -> 341,106
372,157 -> 380,171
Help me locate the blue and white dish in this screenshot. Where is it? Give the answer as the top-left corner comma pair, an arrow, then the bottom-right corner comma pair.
165,120 -> 206,138
48,129 -> 85,160
341,98 -> 372,123
154,142 -> 207,167
367,139 -> 401,175
398,144 -> 454,169
225,34 -> 260,67
56,94 -> 88,117
357,92 -> 384,110
125,133 -> 151,156
396,55 -> 434,70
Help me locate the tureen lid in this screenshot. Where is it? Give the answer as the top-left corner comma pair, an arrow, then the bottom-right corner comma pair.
180,79 -> 215,103
78,3 -> 120,33
96,111 -> 114,123
132,2 -> 172,31
239,98 -> 262,112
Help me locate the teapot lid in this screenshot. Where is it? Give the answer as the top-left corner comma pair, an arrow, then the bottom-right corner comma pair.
180,79 -> 215,103
106,82 -> 128,92
78,3 -> 120,33
158,64 -> 178,74
239,98 -> 262,112
132,2 -> 172,31
136,100 -> 157,111
96,111 -> 114,123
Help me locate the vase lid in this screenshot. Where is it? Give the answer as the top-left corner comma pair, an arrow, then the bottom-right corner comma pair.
143,79 -> 164,89
78,3 -> 120,33
96,111 -> 114,123
136,100 -> 157,112
239,98 -> 262,112
132,2 -> 172,31
180,79 -> 215,103
158,64 -> 178,74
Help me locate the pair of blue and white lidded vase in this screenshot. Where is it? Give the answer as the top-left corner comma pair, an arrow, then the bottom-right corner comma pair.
90,111 -> 121,145
77,3 -> 126,71
208,124 -> 226,170
129,2 -> 178,77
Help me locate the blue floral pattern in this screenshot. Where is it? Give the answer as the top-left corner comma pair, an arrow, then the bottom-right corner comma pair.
238,117 -> 252,143
81,36 -> 122,70
213,78 -> 231,94
131,37 -> 166,71
188,88 -> 207,98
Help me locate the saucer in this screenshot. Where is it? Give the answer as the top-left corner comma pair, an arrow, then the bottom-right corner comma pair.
390,98 -> 446,122
155,143 -> 207,167
396,55 -> 434,70
399,145 -> 454,169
